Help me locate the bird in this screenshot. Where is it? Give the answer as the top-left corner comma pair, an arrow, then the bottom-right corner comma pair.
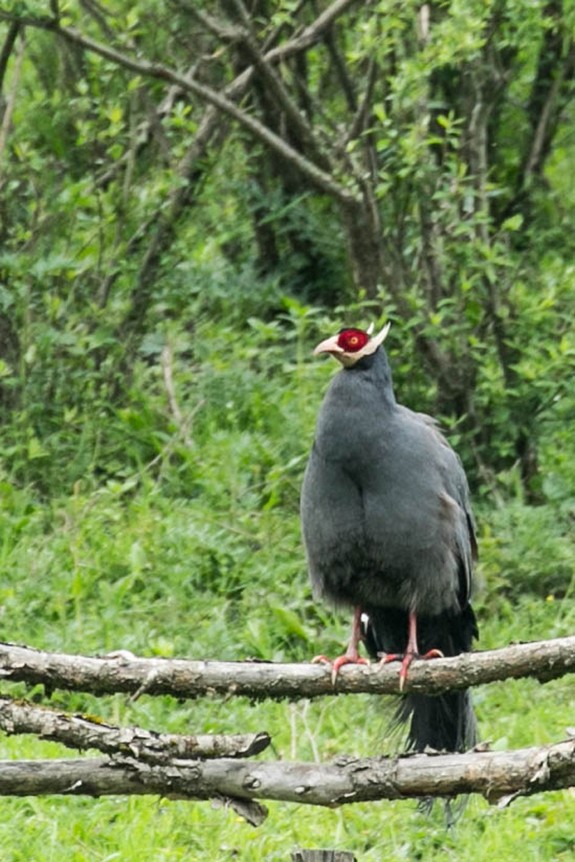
300,323 -> 478,754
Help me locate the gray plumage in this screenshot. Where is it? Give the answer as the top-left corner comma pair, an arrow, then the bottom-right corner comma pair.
301,327 -> 478,754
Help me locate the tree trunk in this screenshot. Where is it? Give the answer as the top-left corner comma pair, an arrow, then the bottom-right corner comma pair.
341,196 -> 384,299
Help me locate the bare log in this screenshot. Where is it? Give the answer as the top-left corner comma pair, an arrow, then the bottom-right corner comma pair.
0,696 -> 270,762
0,739 -> 573,809
0,638 -> 573,701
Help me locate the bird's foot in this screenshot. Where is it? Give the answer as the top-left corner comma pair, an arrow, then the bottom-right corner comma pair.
312,651 -> 369,684
377,648 -> 444,692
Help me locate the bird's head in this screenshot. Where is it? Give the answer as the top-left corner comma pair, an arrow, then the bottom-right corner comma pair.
313,322 -> 391,368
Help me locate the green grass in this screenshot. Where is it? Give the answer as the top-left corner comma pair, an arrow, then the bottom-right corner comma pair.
0,790 -> 573,862
0,477 -> 573,862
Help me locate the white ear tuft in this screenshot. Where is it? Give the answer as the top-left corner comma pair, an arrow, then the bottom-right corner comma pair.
370,321 -> 391,350
366,322 -> 374,336
358,321 -> 391,360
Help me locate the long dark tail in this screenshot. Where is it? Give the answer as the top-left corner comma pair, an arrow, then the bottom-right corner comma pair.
364,605 -> 478,753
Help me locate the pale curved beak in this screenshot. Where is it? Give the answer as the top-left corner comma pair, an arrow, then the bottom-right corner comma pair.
313,335 -> 344,356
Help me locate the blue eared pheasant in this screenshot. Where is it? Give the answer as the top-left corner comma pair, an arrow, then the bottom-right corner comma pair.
301,324 -> 478,753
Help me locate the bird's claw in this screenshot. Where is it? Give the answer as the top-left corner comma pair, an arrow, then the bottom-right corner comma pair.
331,653 -> 369,684
312,652 -> 369,684
377,648 -> 445,691
399,652 -> 416,692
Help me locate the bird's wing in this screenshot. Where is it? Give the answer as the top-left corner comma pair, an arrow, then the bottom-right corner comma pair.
398,406 -> 477,605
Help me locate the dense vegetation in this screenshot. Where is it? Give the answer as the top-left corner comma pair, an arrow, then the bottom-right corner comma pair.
0,1 -> 574,859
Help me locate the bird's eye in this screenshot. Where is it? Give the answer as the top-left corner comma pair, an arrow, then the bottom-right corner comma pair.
337,328 -> 369,352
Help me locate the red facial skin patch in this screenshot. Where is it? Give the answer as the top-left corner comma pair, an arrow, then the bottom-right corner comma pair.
337,329 -> 369,353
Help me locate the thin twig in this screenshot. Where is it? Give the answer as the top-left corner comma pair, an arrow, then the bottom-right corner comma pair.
160,342 -> 195,448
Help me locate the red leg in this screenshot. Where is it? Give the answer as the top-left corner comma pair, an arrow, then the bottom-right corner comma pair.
398,611 -> 419,691
378,611 -> 444,691
313,607 -> 369,683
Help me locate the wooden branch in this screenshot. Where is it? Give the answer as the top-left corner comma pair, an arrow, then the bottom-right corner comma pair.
225,22 -> 331,171
0,30 -> 24,182
0,637 -> 573,701
522,46 -> 575,183
521,7 -> 575,186
0,696 -> 270,763
0,20 -> 21,92
0,739 -> 573,810
188,0 -> 360,71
